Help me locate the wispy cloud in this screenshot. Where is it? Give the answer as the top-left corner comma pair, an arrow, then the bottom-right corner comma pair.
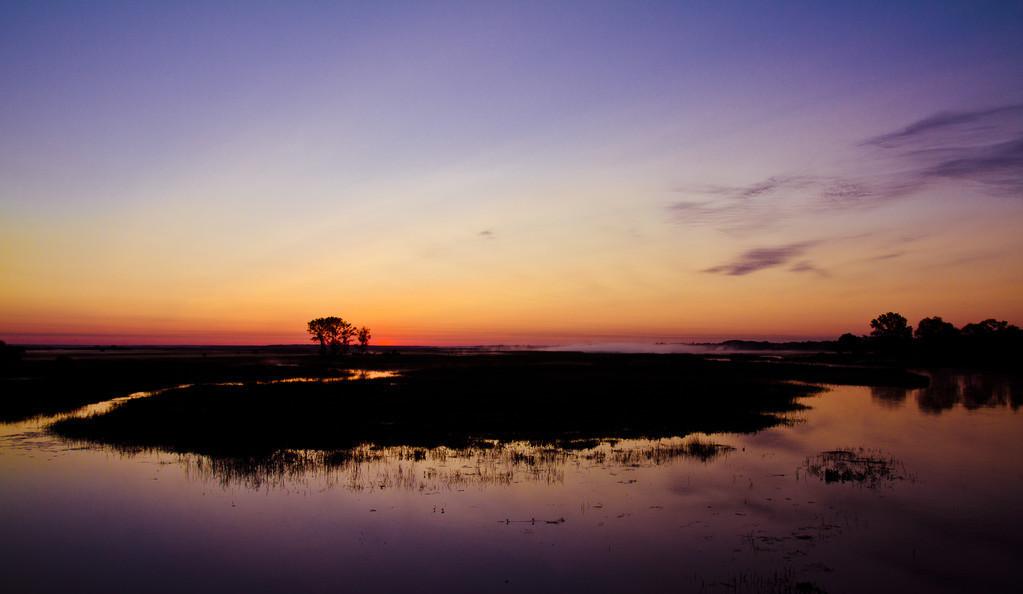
789,260 -> 830,277
865,104 -> 1023,148
671,103 -> 1023,233
703,241 -> 819,276
694,176 -> 817,200
865,103 -> 1023,196
671,176 -> 919,232
867,251 -> 904,262
922,136 -> 1023,193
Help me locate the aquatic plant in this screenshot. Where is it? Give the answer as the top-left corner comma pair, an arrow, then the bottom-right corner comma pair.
802,448 -> 908,487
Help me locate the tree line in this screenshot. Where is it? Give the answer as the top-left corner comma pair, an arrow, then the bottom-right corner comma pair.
306,317 -> 371,356
838,312 -> 1022,364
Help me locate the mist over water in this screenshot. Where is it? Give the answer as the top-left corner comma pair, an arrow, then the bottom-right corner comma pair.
537,342 -> 717,354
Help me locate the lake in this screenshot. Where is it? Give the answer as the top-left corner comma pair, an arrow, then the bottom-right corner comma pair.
1,371 -> 1020,593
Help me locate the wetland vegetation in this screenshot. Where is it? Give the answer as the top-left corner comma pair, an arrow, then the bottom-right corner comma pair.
46,350 -> 931,458
2,343 -> 1020,594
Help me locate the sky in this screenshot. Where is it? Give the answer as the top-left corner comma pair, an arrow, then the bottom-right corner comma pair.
2,1 -> 1022,345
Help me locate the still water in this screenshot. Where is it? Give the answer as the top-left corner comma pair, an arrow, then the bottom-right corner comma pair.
1,373 -> 1020,593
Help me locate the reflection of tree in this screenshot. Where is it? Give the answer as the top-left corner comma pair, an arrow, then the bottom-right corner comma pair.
915,372 -> 961,414
962,374 -> 999,409
869,386 -> 908,408
913,371 -> 1018,414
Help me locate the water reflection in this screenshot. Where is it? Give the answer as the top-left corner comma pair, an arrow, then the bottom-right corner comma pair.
50,369 -> 397,423
867,385 -> 907,409
869,370 -> 1021,413
261,369 -> 398,383
178,436 -> 734,491
2,373 -> 1021,594
801,448 -> 910,487
68,384 -> 195,418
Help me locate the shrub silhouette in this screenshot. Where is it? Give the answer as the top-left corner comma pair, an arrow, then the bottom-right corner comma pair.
357,327 -> 372,353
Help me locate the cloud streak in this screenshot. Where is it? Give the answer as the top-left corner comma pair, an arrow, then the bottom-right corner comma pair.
866,104 -> 1023,148
789,260 -> 830,277
670,176 -> 920,232
923,136 -> 1023,193
867,103 -> 1023,196
703,241 -> 819,276
672,103 -> 1023,233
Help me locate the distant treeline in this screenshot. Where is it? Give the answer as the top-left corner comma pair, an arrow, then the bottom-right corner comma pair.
720,313 -> 1022,367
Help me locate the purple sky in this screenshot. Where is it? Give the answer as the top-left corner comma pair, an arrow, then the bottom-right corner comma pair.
2,1 -> 1022,344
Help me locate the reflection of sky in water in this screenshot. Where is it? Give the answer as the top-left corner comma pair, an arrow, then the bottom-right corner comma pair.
5,370 -> 401,429
0,375 -> 1020,593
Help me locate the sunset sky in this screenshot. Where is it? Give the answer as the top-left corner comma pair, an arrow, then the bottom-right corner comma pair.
2,1 -> 1022,345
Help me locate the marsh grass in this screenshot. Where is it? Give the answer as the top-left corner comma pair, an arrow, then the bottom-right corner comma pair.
49,353 -> 838,456
801,448 -> 909,487
701,568 -> 827,593
179,436 -> 735,490
43,351 -> 934,488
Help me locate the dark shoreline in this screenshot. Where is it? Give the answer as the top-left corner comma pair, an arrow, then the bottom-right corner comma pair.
35,349 -> 930,459
2,347 -> 931,423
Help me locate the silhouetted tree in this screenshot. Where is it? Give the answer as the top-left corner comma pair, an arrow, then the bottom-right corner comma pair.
357,327 -> 371,353
961,318 -> 1017,338
307,316 -> 352,357
869,312 -> 912,357
836,333 -> 863,353
914,316 -> 961,363
338,320 -> 356,355
835,312 -> 1020,367
307,318 -> 330,356
306,317 -> 378,356
959,319 -> 1022,363
870,312 -> 912,340
915,316 -> 959,341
